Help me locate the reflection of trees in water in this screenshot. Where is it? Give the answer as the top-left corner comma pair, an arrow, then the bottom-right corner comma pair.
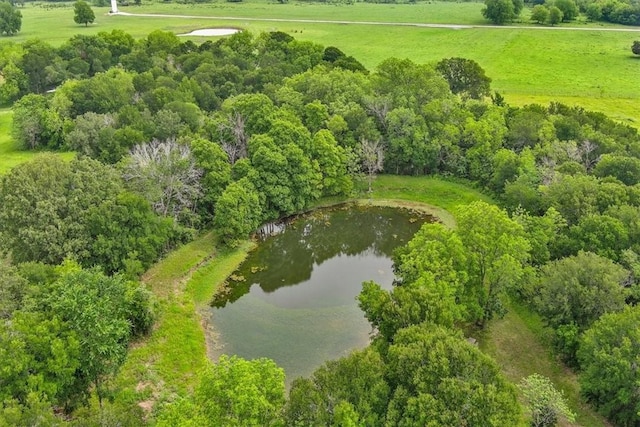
212,204 -> 431,307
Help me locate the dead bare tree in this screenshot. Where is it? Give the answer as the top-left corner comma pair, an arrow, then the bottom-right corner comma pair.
360,138 -> 385,193
365,96 -> 392,131
123,138 -> 203,222
219,112 -> 248,165
578,139 -> 600,172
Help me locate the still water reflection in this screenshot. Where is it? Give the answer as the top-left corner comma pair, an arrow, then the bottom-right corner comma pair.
207,204 -> 431,384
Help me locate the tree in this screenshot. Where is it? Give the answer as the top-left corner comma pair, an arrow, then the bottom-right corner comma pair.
213,178 -> 263,245
482,0 -> 518,24
157,356 -> 286,426
531,5 -> 550,24
435,57 -> 492,99
547,6 -> 563,25
122,139 -> 203,224
86,191 -> 178,276
310,130 -> 353,197
0,1 -> 21,36
73,0 -> 95,27
359,222 -> 470,341
552,0 -> 578,21
11,94 -> 61,150
0,155 -> 123,266
0,259 -> 28,319
456,201 -> 530,326
594,154 -> 640,185
286,348 -> 389,426
633,41 -> 640,56
385,324 -> 522,426
44,263 -> 150,409
360,138 -> 384,193
534,251 -> 628,365
0,311 -> 80,408
519,374 -> 576,427
578,307 -> 640,427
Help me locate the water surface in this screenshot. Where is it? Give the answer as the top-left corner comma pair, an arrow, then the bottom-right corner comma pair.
207,204 -> 431,384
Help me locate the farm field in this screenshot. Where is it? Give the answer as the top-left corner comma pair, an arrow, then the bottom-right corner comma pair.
7,1 -> 640,126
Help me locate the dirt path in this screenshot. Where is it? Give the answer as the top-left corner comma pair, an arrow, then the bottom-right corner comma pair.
113,11 -> 640,32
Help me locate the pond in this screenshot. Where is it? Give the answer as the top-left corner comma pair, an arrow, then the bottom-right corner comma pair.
206,203 -> 433,385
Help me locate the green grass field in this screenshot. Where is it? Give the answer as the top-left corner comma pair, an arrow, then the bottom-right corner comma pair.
6,1 -> 639,126
0,109 -> 75,174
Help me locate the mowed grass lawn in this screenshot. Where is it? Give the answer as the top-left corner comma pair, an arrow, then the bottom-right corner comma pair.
9,1 -> 640,126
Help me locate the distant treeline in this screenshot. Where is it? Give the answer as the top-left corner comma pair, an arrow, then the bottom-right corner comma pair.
526,0 -> 640,25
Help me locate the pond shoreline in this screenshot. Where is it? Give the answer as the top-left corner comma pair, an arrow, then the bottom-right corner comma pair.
115,176 -> 487,416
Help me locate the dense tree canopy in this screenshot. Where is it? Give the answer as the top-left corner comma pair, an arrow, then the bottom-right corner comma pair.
0,1 -> 21,36
157,355 -> 285,426
435,57 -> 492,99
482,0 -> 521,24
578,307 -> 640,426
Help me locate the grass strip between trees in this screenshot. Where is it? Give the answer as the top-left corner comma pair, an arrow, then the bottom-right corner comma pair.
113,175 -> 606,425
0,109 -> 74,175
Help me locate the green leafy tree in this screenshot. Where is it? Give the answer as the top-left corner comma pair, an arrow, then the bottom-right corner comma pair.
0,311 -> 80,407
20,39 -> 57,94
0,394 -> 59,426
534,251 -> 628,365
0,1 -> 21,36
311,130 -> 353,197
482,0 -> 517,24
519,374 -> 576,427
250,134 -> 321,220
0,259 -> 28,318
0,155 -> 123,266
435,57 -> 492,99
214,178 -> 263,245
157,356 -> 286,426
86,191 -> 177,276
568,214 -> 629,261
44,264 -> 142,409
456,201 -> 530,326
189,138 -> 232,223
547,6 -> 563,25
512,207 -> 566,267
578,307 -> 640,427
551,0 -> 578,21
73,0 -> 95,26
359,222 -> 470,340
385,324 -> 522,426
286,348 -> 388,426
542,174 -> 599,225
593,154 -> 640,185
531,5 -> 550,24
11,94 -> 62,150
60,68 -> 135,117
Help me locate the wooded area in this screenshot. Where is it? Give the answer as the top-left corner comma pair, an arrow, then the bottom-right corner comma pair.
0,27 -> 639,426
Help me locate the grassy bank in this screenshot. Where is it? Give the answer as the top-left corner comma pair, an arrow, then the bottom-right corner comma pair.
8,2 -> 640,125
113,231 -> 255,413
112,175 -> 605,425
481,301 -> 610,427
